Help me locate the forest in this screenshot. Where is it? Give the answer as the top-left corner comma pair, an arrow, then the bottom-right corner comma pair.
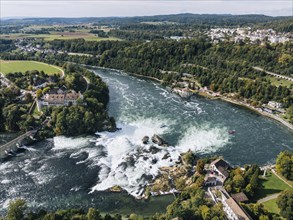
43,38 -> 293,108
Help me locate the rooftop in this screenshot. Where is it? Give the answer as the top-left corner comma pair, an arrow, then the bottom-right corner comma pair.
225,197 -> 251,220
231,192 -> 249,203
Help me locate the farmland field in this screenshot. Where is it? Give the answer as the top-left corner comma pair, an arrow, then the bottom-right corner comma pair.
0,32 -> 121,41
0,60 -> 63,75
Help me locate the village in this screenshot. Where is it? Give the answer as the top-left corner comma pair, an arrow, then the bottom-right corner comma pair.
207,27 -> 292,44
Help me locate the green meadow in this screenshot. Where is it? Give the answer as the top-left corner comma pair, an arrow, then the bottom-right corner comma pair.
0,60 -> 63,75
0,32 -> 121,42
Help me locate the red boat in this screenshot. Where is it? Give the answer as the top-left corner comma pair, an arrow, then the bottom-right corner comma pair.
228,130 -> 236,135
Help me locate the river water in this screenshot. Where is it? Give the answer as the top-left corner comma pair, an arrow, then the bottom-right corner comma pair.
0,67 -> 292,214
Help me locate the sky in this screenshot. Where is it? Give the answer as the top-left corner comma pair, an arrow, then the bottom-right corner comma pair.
1,0 -> 293,18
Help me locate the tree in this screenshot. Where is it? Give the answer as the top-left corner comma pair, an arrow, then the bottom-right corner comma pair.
24,93 -> 33,103
233,174 -> 245,190
196,159 -> 205,174
276,190 -> 293,219
129,213 -> 139,220
86,208 -> 102,220
286,106 -> 293,123
6,199 -> 27,220
276,151 -> 293,180
182,150 -> 196,166
36,89 -> 43,98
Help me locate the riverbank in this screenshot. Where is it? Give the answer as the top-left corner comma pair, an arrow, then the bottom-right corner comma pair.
88,65 -> 164,83
197,89 -> 293,131
219,96 -> 293,131
92,65 -> 293,132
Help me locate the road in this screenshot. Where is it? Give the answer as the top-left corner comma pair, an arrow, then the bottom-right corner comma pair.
258,193 -> 280,203
253,66 -> 293,82
83,75 -> 90,91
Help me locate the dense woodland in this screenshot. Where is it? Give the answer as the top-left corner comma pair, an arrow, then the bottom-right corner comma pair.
44,38 -> 293,109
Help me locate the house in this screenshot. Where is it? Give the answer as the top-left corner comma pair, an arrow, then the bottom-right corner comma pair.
222,192 -> 252,220
211,159 -> 231,179
262,107 -> 274,114
41,87 -> 83,107
268,101 -> 282,109
231,192 -> 249,203
204,176 -> 217,186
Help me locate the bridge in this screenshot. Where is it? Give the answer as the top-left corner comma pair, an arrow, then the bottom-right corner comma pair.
0,130 -> 37,159
253,66 -> 293,82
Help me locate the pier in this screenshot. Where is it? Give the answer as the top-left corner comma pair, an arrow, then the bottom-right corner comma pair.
0,130 -> 37,159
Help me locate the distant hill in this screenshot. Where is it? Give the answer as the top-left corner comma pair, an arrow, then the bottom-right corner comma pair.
1,13 -> 291,27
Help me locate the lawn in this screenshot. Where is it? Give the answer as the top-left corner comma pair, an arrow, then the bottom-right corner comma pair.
262,198 -> 280,215
0,60 -> 63,76
253,171 -> 292,201
266,76 -> 293,89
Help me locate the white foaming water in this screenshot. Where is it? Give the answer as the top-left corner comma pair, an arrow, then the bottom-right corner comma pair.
90,117 -> 180,197
177,124 -> 230,153
53,136 -> 90,150
89,117 -> 230,197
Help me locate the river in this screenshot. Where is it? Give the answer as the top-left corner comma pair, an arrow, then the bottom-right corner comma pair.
0,67 -> 292,215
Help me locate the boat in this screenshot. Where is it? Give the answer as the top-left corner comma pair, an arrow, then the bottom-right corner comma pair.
160,124 -> 167,128
228,130 -> 236,135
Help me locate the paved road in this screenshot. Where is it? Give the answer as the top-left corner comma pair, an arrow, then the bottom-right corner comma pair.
258,193 -> 280,203
253,66 -> 293,82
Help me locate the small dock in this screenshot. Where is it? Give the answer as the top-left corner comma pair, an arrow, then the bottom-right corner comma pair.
0,130 -> 37,159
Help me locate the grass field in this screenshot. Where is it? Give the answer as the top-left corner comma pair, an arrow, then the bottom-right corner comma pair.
0,60 -> 63,76
262,198 -> 280,214
0,32 -> 121,42
253,171 -> 291,201
266,76 -> 293,89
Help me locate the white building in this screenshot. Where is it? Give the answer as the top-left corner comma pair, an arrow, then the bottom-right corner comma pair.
210,159 -> 231,179
268,101 -> 282,109
221,192 -> 252,220
41,88 -> 83,107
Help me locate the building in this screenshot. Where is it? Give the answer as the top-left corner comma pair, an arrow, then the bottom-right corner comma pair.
221,192 -> 252,220
41,87 -> 83,106
222,197 -> 251,220
268,101 -> 282,109
211,159 -> 231,179
204,176 -> 217,186
231,192 -> 249,203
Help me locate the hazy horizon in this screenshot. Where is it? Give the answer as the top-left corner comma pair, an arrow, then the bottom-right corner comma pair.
1,0 -> 292,18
